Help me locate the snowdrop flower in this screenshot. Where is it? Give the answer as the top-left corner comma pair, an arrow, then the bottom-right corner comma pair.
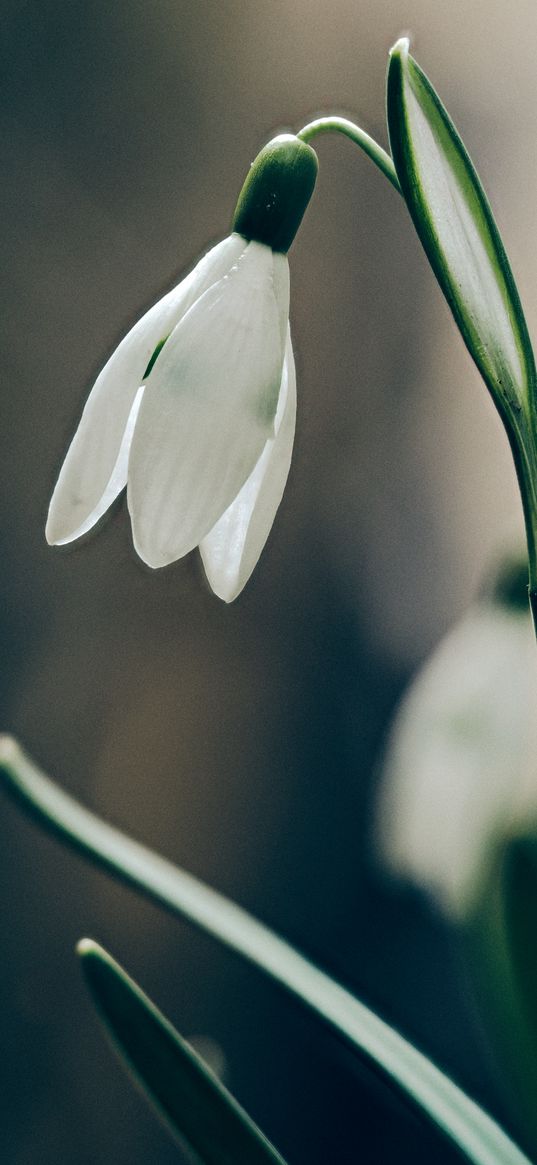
46,135 -> 317,600
377,561 -> 537,918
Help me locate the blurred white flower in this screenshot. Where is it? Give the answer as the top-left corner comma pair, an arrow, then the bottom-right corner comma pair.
377,589 -> 537,917
46,234 -> 295,602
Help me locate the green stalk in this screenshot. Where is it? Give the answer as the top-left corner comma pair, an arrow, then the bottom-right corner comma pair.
297,117 -> 401,192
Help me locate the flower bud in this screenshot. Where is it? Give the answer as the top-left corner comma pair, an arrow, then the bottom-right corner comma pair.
489,554 -> 529,613
232,134 -> 318,253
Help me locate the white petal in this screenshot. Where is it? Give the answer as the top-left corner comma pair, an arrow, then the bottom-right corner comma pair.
52,385 -> 145,544
378,605 -> 537,917
128,242 -> 289,568
200,328 -> 296,601
272,252 -> 290,349
46,235 -> 246,545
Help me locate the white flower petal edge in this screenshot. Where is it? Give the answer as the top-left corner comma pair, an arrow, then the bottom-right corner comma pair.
199,328 -> 296,602
51,385 -> 146,545
128,242 -> 290,568
45,235 -> 246,546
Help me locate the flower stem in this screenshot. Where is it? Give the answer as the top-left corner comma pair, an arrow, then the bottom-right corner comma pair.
298,118 -> 537,630
297,117 -> 401,193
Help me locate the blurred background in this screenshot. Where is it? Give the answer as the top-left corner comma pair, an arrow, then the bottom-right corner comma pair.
2,1 -> 537,1161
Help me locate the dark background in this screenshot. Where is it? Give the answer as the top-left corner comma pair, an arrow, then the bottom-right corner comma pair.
1,1 -> 536,1162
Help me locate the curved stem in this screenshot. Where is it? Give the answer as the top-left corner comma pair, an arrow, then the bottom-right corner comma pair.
297,117 -> 401,193
0,736 -> 531,1165
500,407 -> 537,624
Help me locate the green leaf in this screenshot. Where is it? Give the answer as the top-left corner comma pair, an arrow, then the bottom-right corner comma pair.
386,39 -> 536,426
467,834 -> 537,1150
504,837 -> 537,1047
0,736 -> 531,1165
78,939 -> 286,1164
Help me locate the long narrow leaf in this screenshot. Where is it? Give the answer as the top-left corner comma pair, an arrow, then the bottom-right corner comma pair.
0,736 -> 531,1165
467,835 -> 537,1149
78,939 -> 287,1164
386,38 -> 536,425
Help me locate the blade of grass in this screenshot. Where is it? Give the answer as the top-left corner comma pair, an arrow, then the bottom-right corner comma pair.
0,736 -> 531,1165
78,939 -> 287,1164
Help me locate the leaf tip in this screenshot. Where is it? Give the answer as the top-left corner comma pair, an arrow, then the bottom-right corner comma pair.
76,936 -> 99,959
389,35 -> 410,61
0,734 -> 20,765
77,938 -> 111,983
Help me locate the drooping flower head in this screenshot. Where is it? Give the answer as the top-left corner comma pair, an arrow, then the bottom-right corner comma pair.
377,557 -> 537,918
46,134 -> 317,600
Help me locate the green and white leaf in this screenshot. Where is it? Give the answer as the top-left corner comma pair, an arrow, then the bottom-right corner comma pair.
78,938 -> 287,1164
0,737 -> 531,1165
386,38 -> 536,427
